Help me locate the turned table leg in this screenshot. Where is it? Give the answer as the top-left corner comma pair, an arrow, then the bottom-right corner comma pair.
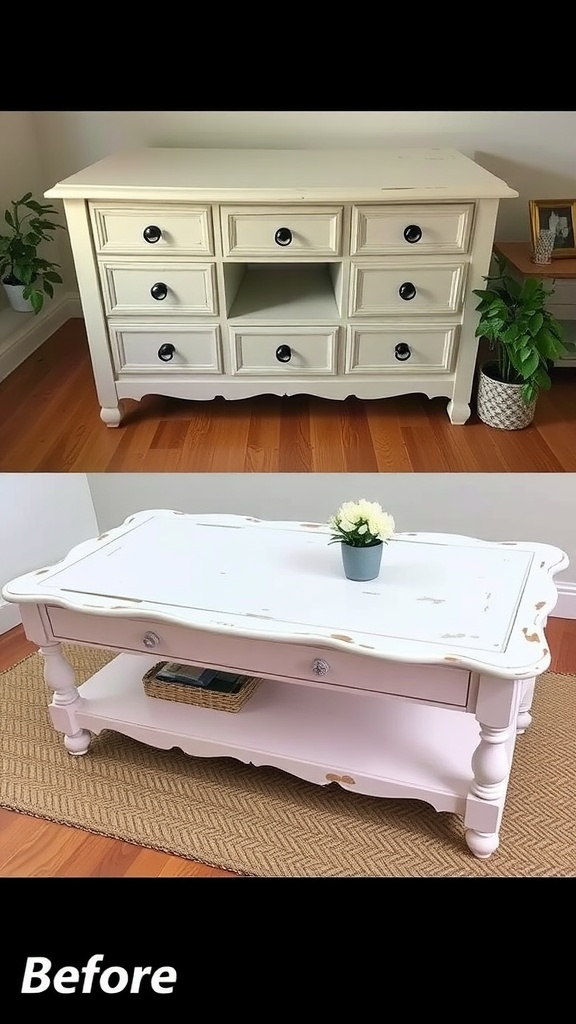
40,643 -> 92,755
516,677 -> 536,735
464,674 -> 522,859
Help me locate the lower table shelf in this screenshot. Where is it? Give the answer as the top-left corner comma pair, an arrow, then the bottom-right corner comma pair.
55,652 -> 513,823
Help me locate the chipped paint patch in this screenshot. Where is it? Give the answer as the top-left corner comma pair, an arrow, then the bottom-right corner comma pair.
300,522 -> 324,528
330,633 -> 354,643
542,648 -> 548,657
417,596 -> 446,604
535,601 -> 546,610
243,612 -> 274,620
35,569 -> 50,575
444,656 -> 460,661
522,628 -> 539,643
362,591 -> 379,596
326,773 -> 356,785
358,644 -> 375,649
245,517 -> 261,522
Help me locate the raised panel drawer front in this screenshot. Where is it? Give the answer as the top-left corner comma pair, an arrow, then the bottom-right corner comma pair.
350,203 -> 474,255
220,206 -> 343,257
109,323 -> 222,374
349,262 -> 466,316
100,261 -> 217,316
346,326 -> 457,373
89,204 -> 214,255
230,327 -> 338,374
44,608 -> 472,708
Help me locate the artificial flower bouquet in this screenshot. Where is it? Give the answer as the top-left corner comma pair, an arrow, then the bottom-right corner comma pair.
328,499 -> 395,547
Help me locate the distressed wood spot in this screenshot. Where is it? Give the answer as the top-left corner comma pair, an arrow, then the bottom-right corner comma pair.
358,644 -> 375,649
522,628 -> 539,643
542,648 -> 548,657
330,633 -> 354,643
535,601 -> 546,610
444,656 -> 460,661
326,773 -> 356,785
417,596 -> 446,604
362,591 -> 380,596
299,522 -> 324,528
243,612 -> 274,620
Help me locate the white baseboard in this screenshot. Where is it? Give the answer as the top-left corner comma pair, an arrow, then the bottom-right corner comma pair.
554,582 -> 576,619
0,600 -> 22,634
0,291 -> 82,383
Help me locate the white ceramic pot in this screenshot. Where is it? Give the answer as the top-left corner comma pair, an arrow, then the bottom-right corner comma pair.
2,280 -> 34,313
477,362 -> 536,430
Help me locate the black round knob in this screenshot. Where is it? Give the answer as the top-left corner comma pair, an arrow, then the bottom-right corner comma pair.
399,281 -> 417,301
158,343 -> 175,362
274,227 -> 293,247
143,225 -> 162,243
403,224 -> 422,244
275,344 -> 292,363
394,343 -> 411,361
150,282 -> 168,301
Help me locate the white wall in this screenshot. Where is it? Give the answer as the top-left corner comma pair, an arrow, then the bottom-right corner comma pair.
0,474 -> 98,631
32,110 -> 576,246
86,472 -> 576,584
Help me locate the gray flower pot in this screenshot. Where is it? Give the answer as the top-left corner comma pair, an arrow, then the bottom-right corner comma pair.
341,541 -> 383,581
477,363 -> 536,430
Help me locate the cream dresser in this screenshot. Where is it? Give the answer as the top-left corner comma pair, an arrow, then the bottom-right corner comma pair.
45,148 -> 517,426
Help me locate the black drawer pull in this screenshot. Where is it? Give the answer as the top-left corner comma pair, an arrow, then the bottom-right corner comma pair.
399,281 -> 417,301
276,344 -> 292,362
143,225 -> 162,243
394,343 -> 411,361
403,224 -> 422,244
150,282 -> 168,301
274,227 -> 293,247
158,343 -> 175,361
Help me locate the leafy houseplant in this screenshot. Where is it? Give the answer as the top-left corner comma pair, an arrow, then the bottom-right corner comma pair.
328,499 -> 396,582
0,192 -> 64,314
472,251 -> 575,428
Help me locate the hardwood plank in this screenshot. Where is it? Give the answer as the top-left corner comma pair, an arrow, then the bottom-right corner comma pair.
1,320 -> 576,471
1,620 -> 575,876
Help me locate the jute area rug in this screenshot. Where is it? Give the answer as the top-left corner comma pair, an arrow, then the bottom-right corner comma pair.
1,646 -> 575,877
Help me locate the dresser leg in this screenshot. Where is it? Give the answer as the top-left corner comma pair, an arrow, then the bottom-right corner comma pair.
516,677 -> 536,734
465,721 -> 512,858
446,400 -> 471,425
100,404 -> 124,428
40,643 -> 92,756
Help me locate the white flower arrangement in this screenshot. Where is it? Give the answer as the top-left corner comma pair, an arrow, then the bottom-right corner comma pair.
328,499 -> 395,548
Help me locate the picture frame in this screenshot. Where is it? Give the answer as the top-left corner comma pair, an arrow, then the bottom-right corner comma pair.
529,199 -> 576,258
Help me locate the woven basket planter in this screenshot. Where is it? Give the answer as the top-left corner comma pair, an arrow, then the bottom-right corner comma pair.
142,662 -> 262,713
476,363 -> 536,430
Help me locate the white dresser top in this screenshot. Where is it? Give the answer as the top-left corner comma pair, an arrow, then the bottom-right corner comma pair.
3,511 -> 566,679
45,147 -> 518,202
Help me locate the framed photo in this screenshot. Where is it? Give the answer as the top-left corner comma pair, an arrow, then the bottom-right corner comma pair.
529,199 -> 576,258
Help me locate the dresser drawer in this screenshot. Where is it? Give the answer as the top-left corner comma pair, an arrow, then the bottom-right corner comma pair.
351,203 -> 474,255
346,326 -> 457,373
349,262 -> 466,316
109,323 -> 222,374
45,608 -> 472,709
220,205 -> 343,258
229,327 -> 338,374
100,261 -> 217,316
89,204 -> 214,255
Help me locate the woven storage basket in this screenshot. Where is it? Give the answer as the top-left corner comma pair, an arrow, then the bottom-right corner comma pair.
477,363 -> 536,430
142,662 -> 262,712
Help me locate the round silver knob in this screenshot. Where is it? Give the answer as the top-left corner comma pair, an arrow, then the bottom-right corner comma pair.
312,658 -> 330,677
142,631 -> 160,648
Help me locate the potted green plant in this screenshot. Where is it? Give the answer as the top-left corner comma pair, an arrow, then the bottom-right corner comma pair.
0,192 -> 65,314
472,251 -> 575,429
328,499 -> 395,582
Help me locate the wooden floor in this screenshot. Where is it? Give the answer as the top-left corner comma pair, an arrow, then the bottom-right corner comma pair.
1,319 -> 576,472
1,619 -> 575,877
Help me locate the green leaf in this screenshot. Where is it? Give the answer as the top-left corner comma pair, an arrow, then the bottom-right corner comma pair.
527,312 -> 544,336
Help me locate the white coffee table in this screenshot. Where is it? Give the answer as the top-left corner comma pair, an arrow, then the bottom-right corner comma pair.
2,511 -> 568,860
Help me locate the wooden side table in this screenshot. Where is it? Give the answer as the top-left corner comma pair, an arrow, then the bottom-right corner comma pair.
494,241 -> 576,366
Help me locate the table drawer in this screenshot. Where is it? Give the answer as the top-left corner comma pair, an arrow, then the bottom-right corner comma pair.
89,204 -> 214,255
349,262 -> 466,316
229,327 -> 338,374
45,607 -> 472,708
351,203 -> 474,256
109,323 -> 222,374
220,205 -> 343,258
346,326 -> 457,373
100,261 -> 217,316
